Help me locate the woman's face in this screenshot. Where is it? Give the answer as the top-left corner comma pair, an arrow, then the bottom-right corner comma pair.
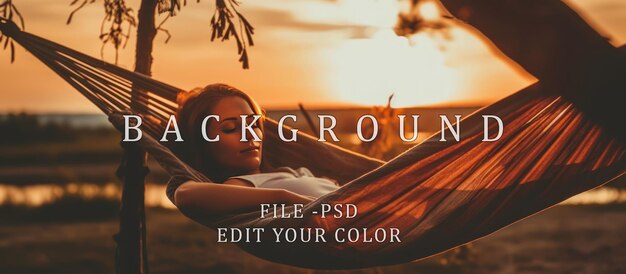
204,96 -> 263,176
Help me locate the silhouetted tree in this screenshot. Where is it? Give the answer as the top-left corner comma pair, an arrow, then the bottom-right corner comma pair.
2,1 -> 254,273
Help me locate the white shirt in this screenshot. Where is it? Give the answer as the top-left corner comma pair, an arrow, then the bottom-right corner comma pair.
229,166 -> 340,198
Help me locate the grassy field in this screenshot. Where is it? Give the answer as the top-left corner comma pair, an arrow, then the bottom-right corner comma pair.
0,204 -> 625,274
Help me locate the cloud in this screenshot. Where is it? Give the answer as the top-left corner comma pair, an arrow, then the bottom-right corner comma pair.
245,2 -> 367,33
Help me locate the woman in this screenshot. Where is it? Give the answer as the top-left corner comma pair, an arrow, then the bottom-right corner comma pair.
170,83 -> 340,217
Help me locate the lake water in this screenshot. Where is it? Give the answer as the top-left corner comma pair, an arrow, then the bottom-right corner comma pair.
0,182 -> 175,209
0,183 -> 624,209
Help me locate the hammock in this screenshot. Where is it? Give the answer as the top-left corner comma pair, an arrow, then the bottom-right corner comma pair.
1,19 -> 624,269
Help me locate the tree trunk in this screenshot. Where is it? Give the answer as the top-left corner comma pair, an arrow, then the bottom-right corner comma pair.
116,1 -> 157,274
438,0 -> 625,141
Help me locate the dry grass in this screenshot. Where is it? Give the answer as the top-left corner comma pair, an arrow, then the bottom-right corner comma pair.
1,205 -> 625,274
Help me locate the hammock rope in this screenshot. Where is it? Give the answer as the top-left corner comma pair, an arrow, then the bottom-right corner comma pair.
1,18 -> 625,269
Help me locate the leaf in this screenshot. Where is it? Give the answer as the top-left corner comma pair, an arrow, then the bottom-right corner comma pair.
236,11 -> 251,27
10,40 -> 15,63
210,28 -> 217,41
239,50 -> 249,69
233,30 -> 243,53
223,26 -> 231,40
3,35 -> 9,49
66,1 -> 88,25
10,3 -> 25,29
206,0 -> 255,69
245,27 -> 254,46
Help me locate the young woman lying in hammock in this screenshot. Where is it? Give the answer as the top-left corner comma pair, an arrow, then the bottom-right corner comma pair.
170,84 -> 340,217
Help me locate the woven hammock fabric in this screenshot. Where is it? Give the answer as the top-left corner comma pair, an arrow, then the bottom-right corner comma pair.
2,19 -> 625,269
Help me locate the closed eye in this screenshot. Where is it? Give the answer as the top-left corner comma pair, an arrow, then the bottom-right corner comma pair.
246,116 -> 261,128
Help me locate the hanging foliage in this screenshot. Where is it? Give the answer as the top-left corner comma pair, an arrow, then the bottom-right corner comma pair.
0,0 -> 24,63
65,0 -> 254,68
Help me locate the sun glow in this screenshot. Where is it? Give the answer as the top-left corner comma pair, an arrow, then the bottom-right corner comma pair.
417,1 -> 442,21
334,0 -> 407,28
325,0 -> 458,108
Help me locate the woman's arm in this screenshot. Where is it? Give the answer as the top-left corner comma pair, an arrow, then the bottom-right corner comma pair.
174,179 -> 314,216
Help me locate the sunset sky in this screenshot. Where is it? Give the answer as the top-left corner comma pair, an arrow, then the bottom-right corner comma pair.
0,0 -> 624,113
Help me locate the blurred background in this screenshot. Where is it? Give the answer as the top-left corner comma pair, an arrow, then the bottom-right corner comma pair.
1,0 -> 625,273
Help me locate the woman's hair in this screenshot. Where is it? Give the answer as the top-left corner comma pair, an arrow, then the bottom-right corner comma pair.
174,83 -> 267,182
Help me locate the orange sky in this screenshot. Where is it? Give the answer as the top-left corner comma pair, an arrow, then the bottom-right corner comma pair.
0,0 -> 624,113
